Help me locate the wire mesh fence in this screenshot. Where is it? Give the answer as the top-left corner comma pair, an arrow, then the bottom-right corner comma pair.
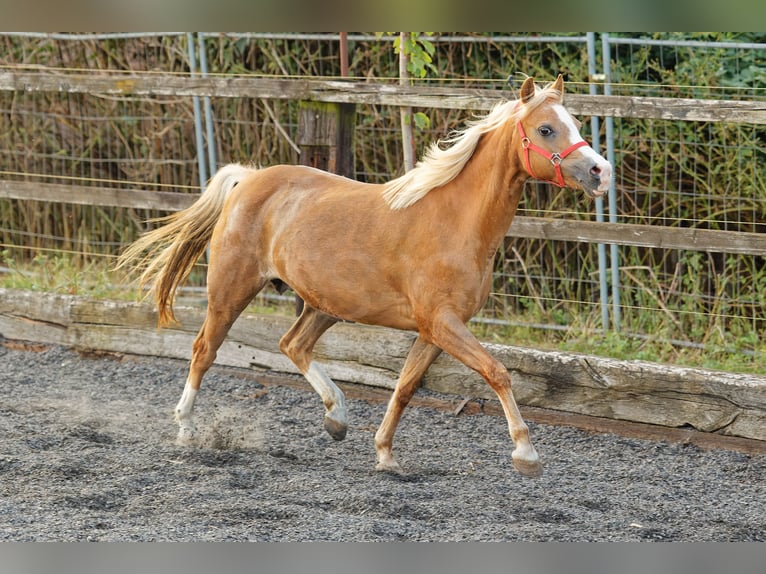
0,32 -> 763,369
597,34 -> 765,357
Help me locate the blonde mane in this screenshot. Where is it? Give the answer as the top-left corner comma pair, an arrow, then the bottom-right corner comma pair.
382,83 -> 561,210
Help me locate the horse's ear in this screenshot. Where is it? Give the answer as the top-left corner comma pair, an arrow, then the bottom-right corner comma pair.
552,74 -> 564,99
519,76 -> 536,104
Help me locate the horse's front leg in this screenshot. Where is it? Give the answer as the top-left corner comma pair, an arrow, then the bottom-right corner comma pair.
429,310 -> 543,478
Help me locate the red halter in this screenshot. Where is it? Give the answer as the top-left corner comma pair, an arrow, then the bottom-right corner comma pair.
516,120 -> 589,188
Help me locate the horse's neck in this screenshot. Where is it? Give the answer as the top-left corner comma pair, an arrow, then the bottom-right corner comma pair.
449,124 -> 527,250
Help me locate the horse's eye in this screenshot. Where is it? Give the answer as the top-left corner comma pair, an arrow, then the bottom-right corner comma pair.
538,126 -> 554,137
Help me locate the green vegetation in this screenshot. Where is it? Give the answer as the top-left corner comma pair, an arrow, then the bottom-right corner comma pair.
0,250 -> 135,300
471,317 -> 764,375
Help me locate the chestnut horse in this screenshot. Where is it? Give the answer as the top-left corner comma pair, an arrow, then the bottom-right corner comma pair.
118,75 -> 611,477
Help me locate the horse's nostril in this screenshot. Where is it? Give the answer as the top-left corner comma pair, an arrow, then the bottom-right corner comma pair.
590,165 -> 602,178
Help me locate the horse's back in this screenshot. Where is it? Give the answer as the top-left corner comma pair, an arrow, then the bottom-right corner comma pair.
245,163 -> 365,195
233,165 -> 426,326
230,163 -> 387,230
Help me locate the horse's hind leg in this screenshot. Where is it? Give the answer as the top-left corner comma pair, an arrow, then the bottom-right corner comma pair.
375,335 -> 442,474
175,265 -> 266,444
175,289 -> 263,443
278,305 -> 346,440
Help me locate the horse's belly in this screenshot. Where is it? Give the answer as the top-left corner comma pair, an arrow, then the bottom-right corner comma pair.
298,279 -> 418,331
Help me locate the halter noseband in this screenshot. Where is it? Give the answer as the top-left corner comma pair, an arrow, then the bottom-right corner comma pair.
516,120 -> 589,188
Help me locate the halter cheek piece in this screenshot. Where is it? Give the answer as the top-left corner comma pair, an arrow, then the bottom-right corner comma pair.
516,120 -> 589,188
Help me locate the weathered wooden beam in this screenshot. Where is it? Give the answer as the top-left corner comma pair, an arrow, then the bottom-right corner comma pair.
508,216 -> 766,256
565,94 -> 766,124
0,180 -> 197,211
1,71 -> 764,123
1,288 -> 764,442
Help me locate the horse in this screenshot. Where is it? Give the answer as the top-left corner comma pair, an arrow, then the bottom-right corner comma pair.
117,75 -> 611,478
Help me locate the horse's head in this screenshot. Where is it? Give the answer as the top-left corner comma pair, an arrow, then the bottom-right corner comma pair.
515,75 -> 612,198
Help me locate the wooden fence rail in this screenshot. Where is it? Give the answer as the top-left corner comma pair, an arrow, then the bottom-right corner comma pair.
3,180 -> 766,256
1,71 -> 765,123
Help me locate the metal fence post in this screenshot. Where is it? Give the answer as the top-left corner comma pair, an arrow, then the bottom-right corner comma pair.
587,32 -> 610,332
601,33 -> 622,331
186,33 -> 208,192
197,33 -> 218,176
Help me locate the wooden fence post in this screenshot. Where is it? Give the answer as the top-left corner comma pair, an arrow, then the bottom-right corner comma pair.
293,100 -> 356,314
297,100 -> 356,177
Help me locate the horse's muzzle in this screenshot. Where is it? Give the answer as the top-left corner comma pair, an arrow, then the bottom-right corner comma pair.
584,159 -> 612,198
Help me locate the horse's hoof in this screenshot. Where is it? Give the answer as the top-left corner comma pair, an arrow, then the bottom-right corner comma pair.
176,427 -> 197,447
375,460 -> 406,475
513,457 -> 544,478
324,416 -> 347,441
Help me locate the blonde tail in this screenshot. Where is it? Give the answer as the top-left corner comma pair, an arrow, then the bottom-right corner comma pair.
116,163 -> 252,327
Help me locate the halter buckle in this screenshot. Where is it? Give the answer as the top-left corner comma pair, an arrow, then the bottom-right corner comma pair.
521,137 -> 531,149
550,153 -> 562,166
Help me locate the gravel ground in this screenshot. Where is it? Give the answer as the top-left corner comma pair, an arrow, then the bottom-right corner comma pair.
1,343 -> 764,541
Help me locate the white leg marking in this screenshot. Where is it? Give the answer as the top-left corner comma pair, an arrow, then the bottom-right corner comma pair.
304,361 -> 348,440
305,361 -> 347,427
174,379 -> 198,445
512,440 -> 540,464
